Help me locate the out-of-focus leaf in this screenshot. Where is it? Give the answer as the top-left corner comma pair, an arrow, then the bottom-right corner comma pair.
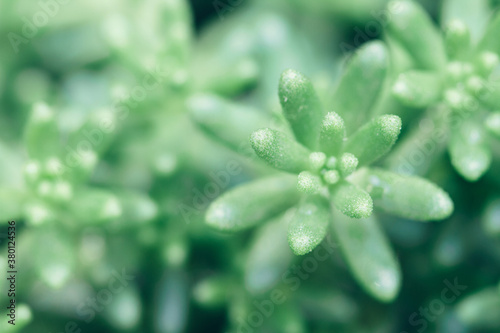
441,0 -> 489,42
205,175 -> 300,231
188,93 -> 270,152
245,213 -> 294,293
386,0 -> 446,71
483,199 -> 500,237
443,20 -> 471,59
448,121 -> 491,181
392,70 -> 442,108
156,270 -> 189,333
24,103 -> 60,160
456,287 -> 500,329
331,212 -> 401,302
478,11 -> 500,57
68,188 -> 123,224
331,41 -> 388,134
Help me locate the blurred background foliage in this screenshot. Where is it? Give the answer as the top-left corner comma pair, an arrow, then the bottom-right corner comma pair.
0,0 -> 499,332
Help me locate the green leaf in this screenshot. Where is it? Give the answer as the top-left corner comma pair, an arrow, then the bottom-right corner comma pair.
483,199 -> 500,237
331,41 -> 388,134
386,0 -> 446,71
319,112 -> 345,156
308,152 -> 327,172
193,275 -> 230,307
245,213 -> 294,293
449,121 -> 491,181
338,153 -> 358,177
205,175 -> 300,231
441,0 -> 489,42
343,115 -> 402,166
297,171 -> 322,194
331,212 -> 401,302
474,52 -> 499,77
331,181 -> 373,219
358,168 -> 454,221
485,112 -> 500,139
107,190 -> 158,229
24,102 -> 60,160
384,109 -> 448,176
288,195 -> 330,255
69,188 -> 123,224
0,188 -> 25,223
478,11 -> 500,57
251,128 -> 311,173
392,70 -> 443,108
279,69 -> 324,150
456,287 -> 500,329
66,109 -> 117,156
443,20 -> 470,59
476,81 -> 500,110
0,304 -> 32,332
189,93 -> 270,152
197,57 -> 259,97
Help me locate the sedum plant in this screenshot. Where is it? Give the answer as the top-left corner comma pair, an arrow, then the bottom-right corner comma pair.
199,41 -> 454,302
384,0 -> 500,181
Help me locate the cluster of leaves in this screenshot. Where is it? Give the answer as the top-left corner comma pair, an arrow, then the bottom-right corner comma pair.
197,40 -> 454,302
1,0 -> 500,332
385,0 -> 500,181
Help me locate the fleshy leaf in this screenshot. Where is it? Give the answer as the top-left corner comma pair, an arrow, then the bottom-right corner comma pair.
392,70 -> 442,108
386,0 -> 446,71
485,112 -> 500,139
449,121 -> 491,181
443,20 -> 470,59
483,199 -> 500,237
358,168 -> 454,221
245,213 -> 294,293
66,108 -> 117,156
478,11 -> 500,57
476,81 -> 500,110
251,128 -> 310,173
441,0 -> 489,42
297,171 -> 322,194
343,115 -> 402,166
338,153 -> 358,177
308,152 -> 327,172
189,93 -> 270,152
24,102 -> 60,160
279,69 -> 324,150
331,41 -> 388,134
331,211 -> 401,302
331,181 -> 373,219
205,175 -> 300,231
455,287 -> 500,329
288,195 -> 330,255
69,188 -> 123,224
319,111 -> 345,156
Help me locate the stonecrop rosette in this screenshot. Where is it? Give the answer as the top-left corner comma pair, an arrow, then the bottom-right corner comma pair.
202,41 -> 454,302
385,0 -> 500,181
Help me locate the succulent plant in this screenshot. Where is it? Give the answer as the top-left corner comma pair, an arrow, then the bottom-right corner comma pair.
200,41 -> 453,301
385,0 -> 500,181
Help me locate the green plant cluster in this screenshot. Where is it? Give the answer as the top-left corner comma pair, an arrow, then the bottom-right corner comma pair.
0,0 -> 500,332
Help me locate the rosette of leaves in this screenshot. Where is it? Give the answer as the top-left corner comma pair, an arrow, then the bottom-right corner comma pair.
196,42 -> 453,302
384,0 -> 500,181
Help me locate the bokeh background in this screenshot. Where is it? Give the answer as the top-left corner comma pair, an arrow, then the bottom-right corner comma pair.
1,0 -> 500,332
